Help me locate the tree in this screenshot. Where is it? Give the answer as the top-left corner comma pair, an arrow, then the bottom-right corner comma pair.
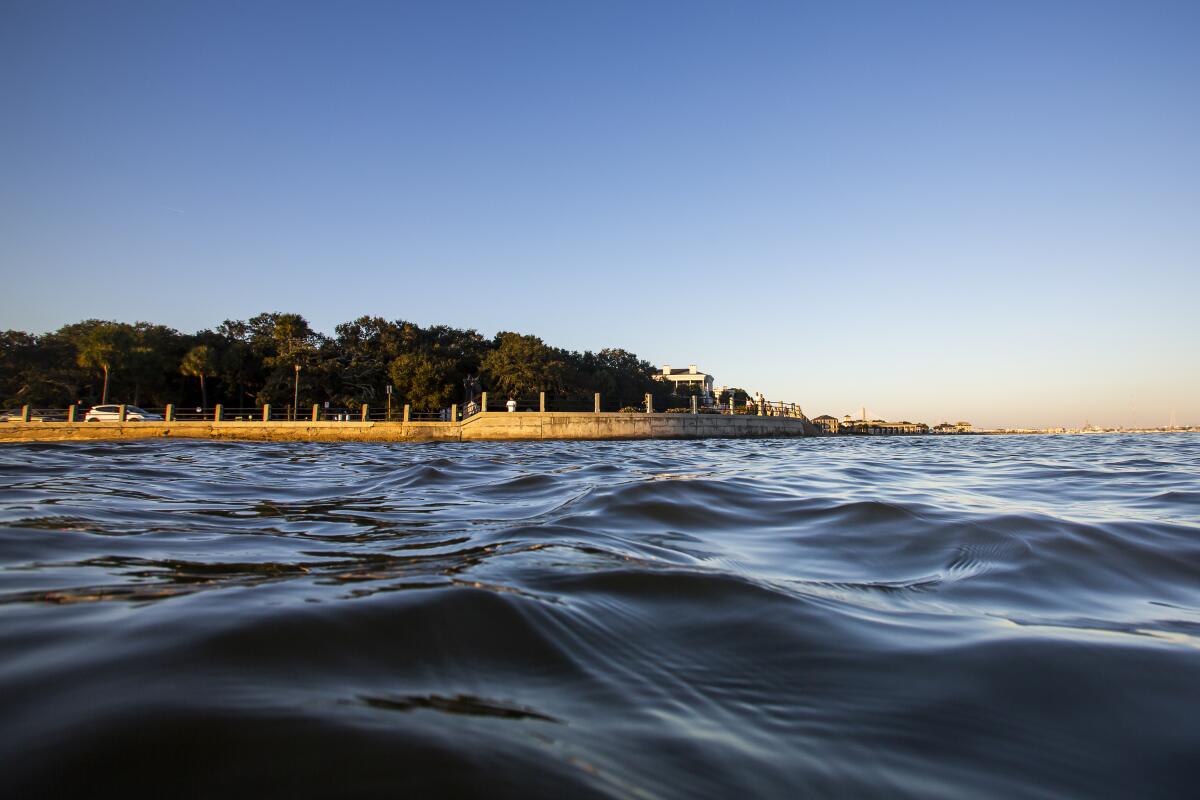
388,351 -> 456,411
236,312 -> 327,406
593,348 -> 661,407
74,322 -> 130,404
217,338 -> 255,406
0,330 -> 78,406
328,317 -> 410,409
719,387 -> 750,405
215,320 -> 264,404
126,323 -> 182,407
2,312 -> 680,415
180,345 -> 219,409
480,333 -> 567,398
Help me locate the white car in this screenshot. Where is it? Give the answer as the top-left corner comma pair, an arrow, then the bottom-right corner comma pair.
85,405 -> 164,422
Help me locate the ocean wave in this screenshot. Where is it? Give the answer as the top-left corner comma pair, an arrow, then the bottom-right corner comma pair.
1,434 -> 1199,797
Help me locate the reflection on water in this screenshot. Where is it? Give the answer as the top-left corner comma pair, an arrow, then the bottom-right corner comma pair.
1,434 -> 1199,797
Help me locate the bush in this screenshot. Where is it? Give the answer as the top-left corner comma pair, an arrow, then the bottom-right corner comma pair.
619,406 -> 643,413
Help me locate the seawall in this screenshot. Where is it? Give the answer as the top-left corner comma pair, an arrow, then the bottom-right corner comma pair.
0,412 -> 814,444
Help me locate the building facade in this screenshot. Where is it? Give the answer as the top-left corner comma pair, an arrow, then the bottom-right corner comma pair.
812,414 -> 840,434
835,414 -> 929,435
655,364 -> 716,404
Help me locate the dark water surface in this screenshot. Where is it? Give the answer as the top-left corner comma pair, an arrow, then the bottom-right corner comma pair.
1,434 -> 1198,798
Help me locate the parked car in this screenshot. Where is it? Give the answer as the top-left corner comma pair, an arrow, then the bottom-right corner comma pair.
0,408 -> 67,422
85,405 -> 164,422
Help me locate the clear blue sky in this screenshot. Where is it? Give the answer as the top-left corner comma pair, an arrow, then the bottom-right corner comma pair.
2,0 -> 1197,428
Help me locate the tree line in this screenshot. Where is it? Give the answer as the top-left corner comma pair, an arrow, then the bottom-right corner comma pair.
0,313 -> 685,412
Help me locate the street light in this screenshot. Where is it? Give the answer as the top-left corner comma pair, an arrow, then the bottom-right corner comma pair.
293,364 -> 301,421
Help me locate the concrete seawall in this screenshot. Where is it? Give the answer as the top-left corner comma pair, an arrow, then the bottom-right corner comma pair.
0,412 -> 814,444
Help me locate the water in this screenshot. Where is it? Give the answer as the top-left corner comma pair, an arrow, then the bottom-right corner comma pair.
1,434 -> 1198,798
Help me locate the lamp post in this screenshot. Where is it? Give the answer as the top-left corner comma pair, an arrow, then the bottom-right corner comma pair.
293,364 -> 301,421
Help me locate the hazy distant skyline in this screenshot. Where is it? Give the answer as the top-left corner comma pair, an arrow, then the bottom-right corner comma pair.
2,1 -> 1197,429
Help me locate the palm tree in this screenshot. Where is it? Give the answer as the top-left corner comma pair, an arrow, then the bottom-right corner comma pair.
75,323 -> 126,404
180,345 -> 218,410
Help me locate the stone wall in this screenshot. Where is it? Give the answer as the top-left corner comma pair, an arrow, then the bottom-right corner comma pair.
459,412 -> 811,440
0,412 -> 813,444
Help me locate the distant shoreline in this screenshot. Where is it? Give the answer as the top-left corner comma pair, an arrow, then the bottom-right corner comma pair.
976,428 -> 1199,436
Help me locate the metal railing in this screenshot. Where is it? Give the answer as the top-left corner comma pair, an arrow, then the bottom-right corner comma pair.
1,396 -> 813,425
0,407 -> 71,422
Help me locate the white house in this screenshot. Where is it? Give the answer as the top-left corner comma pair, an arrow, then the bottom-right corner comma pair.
655,364 -> 715,404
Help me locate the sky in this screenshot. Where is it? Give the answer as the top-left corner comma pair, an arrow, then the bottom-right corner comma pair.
1,0 -> 1197,429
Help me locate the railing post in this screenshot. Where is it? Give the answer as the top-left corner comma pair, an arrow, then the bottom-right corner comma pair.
539,392 -> 545,413
214,404 -> 223,423
594,393 -> 601,414
450,404 -> 457,423
645,393 -> 652,413
67,405 -> 77,423
311,404 -> 319,422
403,404 -> 411,423
361,404 -> 369,422
20,405 -> 30,422
164,404 -> 174,422
691,395 -> 698,415
481,391 -> 488,413
262,404 -> 270,422
117,404 -> 127,422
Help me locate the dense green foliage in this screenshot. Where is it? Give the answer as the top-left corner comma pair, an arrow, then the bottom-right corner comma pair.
1,314 -> 677,412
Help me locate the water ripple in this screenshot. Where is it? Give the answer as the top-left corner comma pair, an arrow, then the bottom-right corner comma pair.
1,434 -> 1199,797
